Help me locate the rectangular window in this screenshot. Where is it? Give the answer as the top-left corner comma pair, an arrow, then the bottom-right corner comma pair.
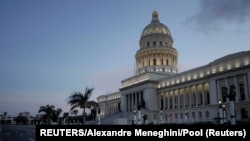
153,59 -> 156,65
239,83 -> 245,101
200,93 -> 203,105
206,92 -> 210,105
169,98 -> 172,109
160,99 -> 163,110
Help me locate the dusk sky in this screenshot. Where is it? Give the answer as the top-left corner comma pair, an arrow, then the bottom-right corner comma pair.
1,0 -> 250,117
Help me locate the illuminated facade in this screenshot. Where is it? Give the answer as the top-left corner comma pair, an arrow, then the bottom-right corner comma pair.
97,11 -> 250,125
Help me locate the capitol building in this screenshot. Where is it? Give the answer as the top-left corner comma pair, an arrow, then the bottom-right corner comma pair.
96,11 -> 250,125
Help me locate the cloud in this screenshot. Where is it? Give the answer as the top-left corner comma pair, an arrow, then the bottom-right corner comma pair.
185,0 -> 250,32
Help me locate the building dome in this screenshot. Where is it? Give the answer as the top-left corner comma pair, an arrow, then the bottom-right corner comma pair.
141,11 -> 172,39
135,11 -> 178,75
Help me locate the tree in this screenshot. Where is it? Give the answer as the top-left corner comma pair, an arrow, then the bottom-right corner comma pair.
51,108 -> 62,123
86,100 -> 99,109
86,100 -> 99,121
71,109 -> 78,116
38,104 -> 56,125
15,115 -> 28,125
67,87 -> 94,125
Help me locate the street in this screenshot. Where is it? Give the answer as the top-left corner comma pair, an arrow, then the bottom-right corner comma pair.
0,125 -> 35,141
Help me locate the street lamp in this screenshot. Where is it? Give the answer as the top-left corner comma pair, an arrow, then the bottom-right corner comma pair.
218,99 -> 223,124
137,103 -> 141,125
160,110 -> 163,124
184,111 -> 188,124
133,106 -> 137,125
228,85 -> 236,125
97,108 -> 101,125
222,85 -> 236,125
222,104 -> 227,124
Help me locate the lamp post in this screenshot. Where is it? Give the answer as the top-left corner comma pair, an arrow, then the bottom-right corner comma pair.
184,111 -> 188,124
228,85 -> 236,125
160,110 -> 163,124
137,103 -> 141,125
222,85 -> 236,125
133,106 -> 137,125
222,104 -> 227,124
166,114 -> 169,123
97,108 -> 101,125
218,99 -> 223,124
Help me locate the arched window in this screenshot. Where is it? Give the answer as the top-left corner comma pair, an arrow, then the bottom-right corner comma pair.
199,111 -> 202,118
153,41 -> 156,46
192,112 -> 196,119
180,113 -> 183,119
205,111 -> 210,118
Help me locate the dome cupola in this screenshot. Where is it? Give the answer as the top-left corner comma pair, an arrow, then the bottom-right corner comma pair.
135,11 -> 178,75
140,10 -> 172,44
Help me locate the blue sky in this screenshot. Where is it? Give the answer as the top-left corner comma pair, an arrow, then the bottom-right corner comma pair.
1,0 -> 250,117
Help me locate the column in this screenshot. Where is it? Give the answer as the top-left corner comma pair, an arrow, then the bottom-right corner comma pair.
132,93 -> 134,110
188,87 -> 192,107
126,95 -> 129,112
243,74 -> 249,99
247,72 -> 250,99
216,80 -> 221,103
209,80 -> 217,104
201,84 -> 205,105
183,88 -> 186,108
224,78 -> 229,102
128,94 -> 131,112
159,93 -> 162,109
195,85 -> 198,106
163,92 -> 166,109
167,92 -> 170,109
177,89 -> 180,108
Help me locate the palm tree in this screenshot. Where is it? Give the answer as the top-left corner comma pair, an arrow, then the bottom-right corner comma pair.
67,87 -> 94,125
72,109 -> 78,116
86,100 -> 99,121
70,109 -> 79,124
38,104 -> 56,125
55,108 -> 62,124
86,100 -> 99,109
